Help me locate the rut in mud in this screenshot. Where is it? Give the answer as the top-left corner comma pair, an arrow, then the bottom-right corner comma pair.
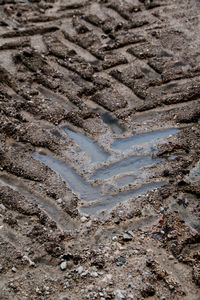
0,0 -> 200,299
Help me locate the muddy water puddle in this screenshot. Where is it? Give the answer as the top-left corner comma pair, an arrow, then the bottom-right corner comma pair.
90,155 -> 164,181
33,153 -> 102,202
115,175 -> 136,187
33,127 -> 179,216
79,182 -> 165,216
112,128 -> 179,151
63,127 -> 109,163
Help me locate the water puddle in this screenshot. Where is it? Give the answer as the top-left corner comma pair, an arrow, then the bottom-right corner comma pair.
33,153 -> 103,202
90,155 -> 164,181
80,182 -> 164,216
32,127 -> 180,216
112,128 -> 179,151
115,175 -> 136,187
32,153 -> 165,215
62,127 -> 109,163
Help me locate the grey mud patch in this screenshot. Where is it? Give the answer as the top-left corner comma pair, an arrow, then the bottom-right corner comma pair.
187,160 -> 200,184
169,193 -> 200,233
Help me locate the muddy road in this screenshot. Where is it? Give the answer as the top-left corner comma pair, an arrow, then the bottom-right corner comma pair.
0,0 -> 200,299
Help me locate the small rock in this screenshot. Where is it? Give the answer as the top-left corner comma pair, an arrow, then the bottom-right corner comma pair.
80,271 -> 88,277
127,231 -> 135,238
116,256 -> 126,266
169,255 -> 174,260
57,198 -> 62,204
141,284 -> 155,297
11,267 -> 17,273
169,285 -> 174,290
60,261 -> 67,271
0,204 -> 6,210
86,220 -> 92,228
90,271 -> 98,278
116,289 -> 125,300
23,255 -> 35,267
123,233 -> 132,241
163,169 -> 169,177
80,216 -> 87,223
76,266 -> 83,274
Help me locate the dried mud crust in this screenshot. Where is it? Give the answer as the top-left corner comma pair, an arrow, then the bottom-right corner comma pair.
0,0 -> 200,299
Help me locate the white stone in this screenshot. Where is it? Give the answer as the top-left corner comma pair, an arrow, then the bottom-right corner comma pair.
80,216 -> 87,223
116,290 -> 125,300
23,255 -> 35,267
80,271 -> 88,277
90,271 -> 98,278
86,220 -> 92,228
0,204 -> 6,210
60,261 -> 67,271
76,266 -> 84,274
11,267 -> 17,273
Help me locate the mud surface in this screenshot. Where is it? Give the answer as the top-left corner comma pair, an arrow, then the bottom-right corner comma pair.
0,0 -> 200,299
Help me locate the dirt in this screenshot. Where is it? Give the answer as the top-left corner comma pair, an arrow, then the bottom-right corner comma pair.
0,0 -> 200,299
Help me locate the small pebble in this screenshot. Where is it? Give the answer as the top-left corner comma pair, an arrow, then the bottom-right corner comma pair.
23,255 -> 35,267
127,231 -> 135,238
80,271 -> 88,277
11,267 -> 17,273
116,290 -> 125,300
86,220 -> 92,228
0,204 -> 6,210
60,261 -> 67,271
80,216 -> 87,223
90,271 -> 98,278
76,266 -> 83,274
123,234 -> 132,241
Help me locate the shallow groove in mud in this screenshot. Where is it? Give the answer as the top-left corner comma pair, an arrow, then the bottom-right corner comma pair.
0,175 -> 75,231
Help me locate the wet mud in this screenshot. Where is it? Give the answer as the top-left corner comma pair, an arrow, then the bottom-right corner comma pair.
0,0 -> 200,299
